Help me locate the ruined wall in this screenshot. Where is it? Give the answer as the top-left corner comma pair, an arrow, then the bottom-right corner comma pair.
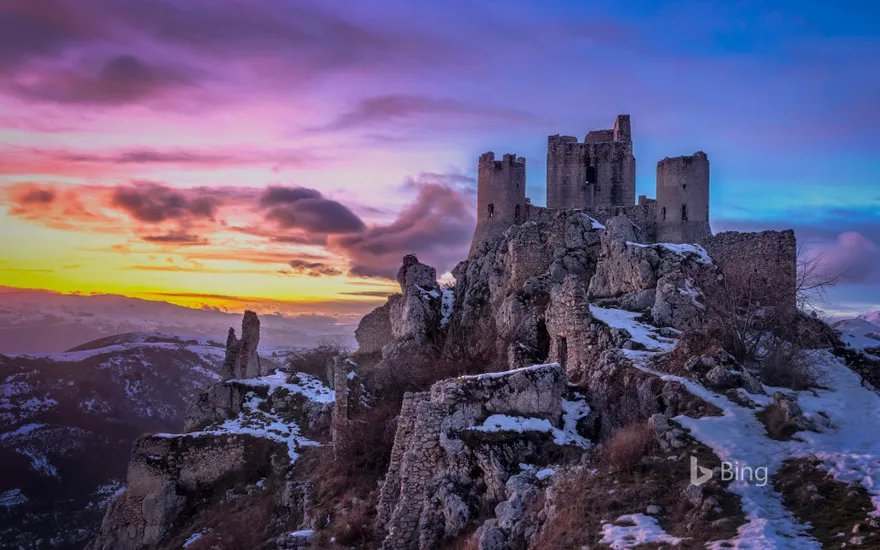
701,230 -> 798,317
546,114 -> 635,211
655,152 -> 711,244
546,135 -> 589,209
469,152 -> 527,255
355,299 -> 394,354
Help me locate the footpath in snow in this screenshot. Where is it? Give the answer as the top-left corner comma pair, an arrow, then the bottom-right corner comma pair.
590,305 -> 880,549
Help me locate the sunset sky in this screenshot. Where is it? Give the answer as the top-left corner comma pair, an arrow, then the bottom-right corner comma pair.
1,0 -> 878,319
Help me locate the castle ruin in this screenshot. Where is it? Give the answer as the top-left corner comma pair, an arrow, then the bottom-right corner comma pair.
469,114 -> 712,251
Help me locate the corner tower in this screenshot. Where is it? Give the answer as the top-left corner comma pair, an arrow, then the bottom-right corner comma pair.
469,152 -> 527,255
655,152 -> 711,243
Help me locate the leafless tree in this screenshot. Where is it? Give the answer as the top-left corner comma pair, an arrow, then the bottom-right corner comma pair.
695,245 -> 841,388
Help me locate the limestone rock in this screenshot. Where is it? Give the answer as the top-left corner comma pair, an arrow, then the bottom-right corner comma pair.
376,364 -> 589,550
444,210 -> 602,372
223,310 -> 263,379
587,215 -> 718,331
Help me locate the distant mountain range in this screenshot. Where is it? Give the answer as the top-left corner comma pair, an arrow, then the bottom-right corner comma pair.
0,286 -> 357,354
834,310 -> 880,353
0,331 -> 302,549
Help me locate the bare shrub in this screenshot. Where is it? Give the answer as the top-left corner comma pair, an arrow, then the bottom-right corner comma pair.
601,422 -> 653,472
697,246 -> 839,389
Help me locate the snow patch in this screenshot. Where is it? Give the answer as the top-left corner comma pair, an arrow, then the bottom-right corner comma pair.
626,241 -> 713,265
600,513 -> 682,548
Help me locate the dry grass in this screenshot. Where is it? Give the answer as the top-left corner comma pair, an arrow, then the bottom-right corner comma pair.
601,421 -> 654,472
775,457 -> 880,547
536,437 -> 744,549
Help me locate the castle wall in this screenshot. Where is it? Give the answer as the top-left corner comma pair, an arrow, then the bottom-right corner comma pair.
655,152 -> 711,244
590,141 -> 636,208
546,136 -> 589,209
469,152 -> 527,255
546,114 -> 635,211
701,230 -> 798,317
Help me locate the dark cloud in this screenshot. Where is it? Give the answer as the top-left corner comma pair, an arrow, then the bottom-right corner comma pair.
313,95 -> 532,132
18,186 -> 55,204
259,185 -> 365,235
111,182 -> 219,223
329,178 -> 476,279
338,290 -> 395,298
10,54 -> 191,105
142,232 -> 209,246
280,260 -> 344,278
259,186 -> 323,206
61,149 -> 233,165
0,0 -> 98,68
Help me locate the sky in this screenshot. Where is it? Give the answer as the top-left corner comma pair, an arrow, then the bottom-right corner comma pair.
0,0 -> 878,320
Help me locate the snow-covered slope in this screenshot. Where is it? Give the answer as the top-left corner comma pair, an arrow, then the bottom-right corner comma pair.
859,311 -> 880,326
0,286 -> 358,354
594,307 -> 880,548
833,317 -> 880,353
0,332 -> 299,549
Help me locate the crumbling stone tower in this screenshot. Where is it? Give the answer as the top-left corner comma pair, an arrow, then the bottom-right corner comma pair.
469,152 -> 526,255
546,114 -> 636,209
655,152 -> 712,243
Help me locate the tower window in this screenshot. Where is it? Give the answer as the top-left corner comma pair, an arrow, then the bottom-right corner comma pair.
681,204 -> 688,221
662,207 -> 666,221
514,204 -> 521,223
683,184 -> 687,190
586,165 -> 597,184
488,203 -> 495,218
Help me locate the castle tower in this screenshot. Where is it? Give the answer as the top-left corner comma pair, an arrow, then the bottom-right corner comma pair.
469,152 -> 527,255
655,152 -> 712,243
546,114 -> 636,210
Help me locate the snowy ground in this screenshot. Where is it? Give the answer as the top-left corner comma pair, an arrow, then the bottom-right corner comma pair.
156,371 -> 334,461
597,305 -> 880,549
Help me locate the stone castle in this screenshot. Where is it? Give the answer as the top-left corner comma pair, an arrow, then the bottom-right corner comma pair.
470,114 -> 712,254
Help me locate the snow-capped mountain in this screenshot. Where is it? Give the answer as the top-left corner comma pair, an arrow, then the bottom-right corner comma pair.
858,310 -> 880,326
833,314 -> 880,353
0,286 -> 359,355
0,332 -> 299,549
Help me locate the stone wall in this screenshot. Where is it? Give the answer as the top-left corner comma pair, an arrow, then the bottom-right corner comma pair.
655,153 -> 711,244
355,299 -> 394,354
470,152 -> 527,255
701,229 -> 798,317
546,114 -> 635,211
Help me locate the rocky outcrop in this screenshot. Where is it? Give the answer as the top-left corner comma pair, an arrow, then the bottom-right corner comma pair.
223,310 -> 263,379
583,349 -> 721,439
87,433 -> 285,550
89,351 -> 335,550
588,216 -> 718,330
376,363 -> 591,550
444,211 -> 603,372
390,254 -> 441,345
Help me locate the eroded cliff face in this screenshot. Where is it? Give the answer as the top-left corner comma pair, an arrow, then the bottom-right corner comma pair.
443,211 -> 603,373
375,363 -> 590,550
588,215 -> 718,330
88,313 -> 335,550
